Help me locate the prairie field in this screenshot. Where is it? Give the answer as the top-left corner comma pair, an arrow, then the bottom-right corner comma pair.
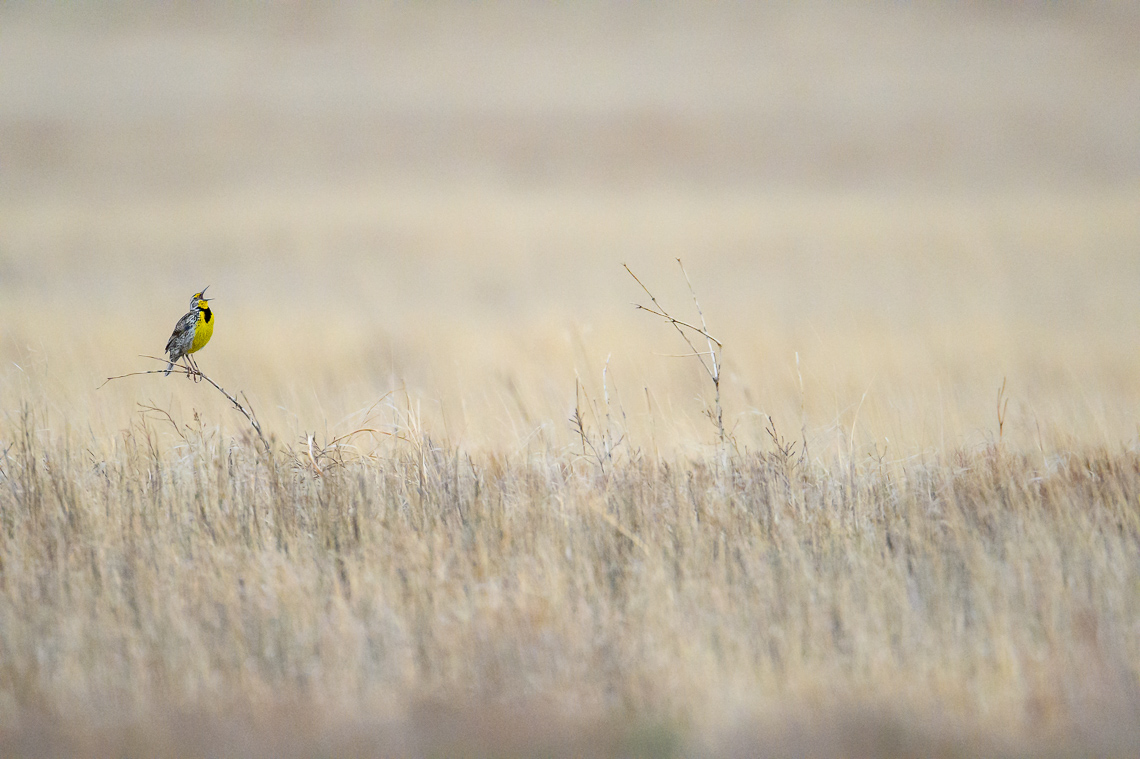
2,3 -> 1140,756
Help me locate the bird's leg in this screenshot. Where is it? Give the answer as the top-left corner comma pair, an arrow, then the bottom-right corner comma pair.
187,354 -> 201,381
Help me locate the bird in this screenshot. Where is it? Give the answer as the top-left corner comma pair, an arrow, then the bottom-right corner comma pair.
163,287 -> 214,378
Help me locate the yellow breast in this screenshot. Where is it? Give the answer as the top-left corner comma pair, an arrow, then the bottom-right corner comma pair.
188,307 -> 214,353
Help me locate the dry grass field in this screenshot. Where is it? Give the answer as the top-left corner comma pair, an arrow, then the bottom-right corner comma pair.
2,3 -> 1140,756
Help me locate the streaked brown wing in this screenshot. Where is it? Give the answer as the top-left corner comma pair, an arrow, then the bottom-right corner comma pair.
165,310 -> 198,354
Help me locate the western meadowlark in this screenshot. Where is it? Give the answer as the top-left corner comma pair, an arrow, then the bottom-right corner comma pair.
164,287 -> 214,378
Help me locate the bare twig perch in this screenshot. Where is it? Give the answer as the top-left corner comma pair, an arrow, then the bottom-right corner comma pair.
101,357 -> 273,457
625,260 -> 725,445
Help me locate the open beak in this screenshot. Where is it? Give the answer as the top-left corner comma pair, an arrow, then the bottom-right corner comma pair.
200,285 -> 211,301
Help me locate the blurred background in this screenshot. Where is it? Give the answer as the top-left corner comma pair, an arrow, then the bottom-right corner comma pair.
2,2 -> 1139,452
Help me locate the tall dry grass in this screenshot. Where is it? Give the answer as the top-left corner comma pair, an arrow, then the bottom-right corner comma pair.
2,388 -> 1140,756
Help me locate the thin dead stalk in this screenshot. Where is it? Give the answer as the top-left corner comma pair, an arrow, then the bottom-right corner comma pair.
570,375 -> 623,475
625,259 -> 726,446
996,377 -> 1010,443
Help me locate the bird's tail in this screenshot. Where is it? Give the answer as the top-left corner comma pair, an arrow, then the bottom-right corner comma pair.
164,361 -> 175,376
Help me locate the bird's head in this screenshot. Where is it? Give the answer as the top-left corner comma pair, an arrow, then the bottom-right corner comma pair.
192,286 -> 211,310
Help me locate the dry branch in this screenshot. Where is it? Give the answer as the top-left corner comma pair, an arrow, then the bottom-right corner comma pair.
101,356 -> 273,458
625,260 -> 726,446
